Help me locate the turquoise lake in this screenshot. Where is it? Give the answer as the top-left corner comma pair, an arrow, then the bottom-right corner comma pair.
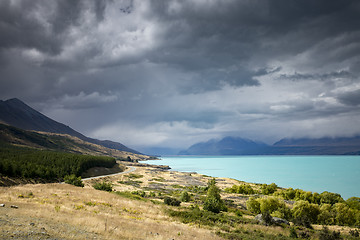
146,155 -> 360,200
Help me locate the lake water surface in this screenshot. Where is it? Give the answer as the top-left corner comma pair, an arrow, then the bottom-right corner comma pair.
146,155 -> 360,199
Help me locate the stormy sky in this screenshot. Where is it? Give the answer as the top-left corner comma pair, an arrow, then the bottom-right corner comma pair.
1,0 -> 360,152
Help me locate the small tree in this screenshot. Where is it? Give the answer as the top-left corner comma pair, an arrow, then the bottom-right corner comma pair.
346,197 -> 360,210
64,174 -> 84,187
261,183 -> 278,195
93,181 -> 112,192
164,196 -> 181,206
333,202 -> 356,226
203,179 -> 227,213
319,191 -> 344,205
246,197 -> 261,214
318,204 -> 336,225
180,190 -> 191,202
292,200 -> 320,228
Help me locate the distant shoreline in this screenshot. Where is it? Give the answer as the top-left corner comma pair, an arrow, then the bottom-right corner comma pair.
145,155 -> 360,200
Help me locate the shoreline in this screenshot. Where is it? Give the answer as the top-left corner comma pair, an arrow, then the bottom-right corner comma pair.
1,161 -> 359,239
145,155 -> 360,200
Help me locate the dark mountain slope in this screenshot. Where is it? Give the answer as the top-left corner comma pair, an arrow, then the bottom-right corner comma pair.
0,98 -> 140,154
0,123 -> 148,160
270,136 -> 360,155
179,136 -> 269,155
274,136 -> 360,147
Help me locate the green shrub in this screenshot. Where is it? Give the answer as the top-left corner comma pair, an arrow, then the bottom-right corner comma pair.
164,196 -> 181,206
168,207 -> 244,227
275,188 -> 321,204
203,181 -> 227,213
131,190 -> 146,197
259,197 -> 282,214
346,197 -> 360,210
289,226 -> 298,238
64,174 -> 84,187
319,191 -> 344,205
226,184 -> 256,195
180,190 -> 191,202
246,197 -> 261,214
260,183 -> 278,195
262,211 -> 274,226
275,187 -> 296,200
333,202 -> 356,226
246,196 -> 291,219
292,200 -> 320,227
93,181 -> 112,192
115,191 -> 147,201
319,226 -> 341,240
349,229 -> 359,237
127,173 -> 143,179
318,204 -> 336,225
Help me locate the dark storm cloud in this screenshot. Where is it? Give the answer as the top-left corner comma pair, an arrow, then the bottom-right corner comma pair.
0,1 -> 61,56
1,0 -> 360,148
94,0 -> 107,21
338,89 -> 360,106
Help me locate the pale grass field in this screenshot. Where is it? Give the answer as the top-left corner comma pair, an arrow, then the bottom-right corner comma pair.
2,165 -> 357,240
0,183 -> 223,240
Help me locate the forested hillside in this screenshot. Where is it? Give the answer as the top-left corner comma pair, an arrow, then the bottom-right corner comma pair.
0,142 -> 116,181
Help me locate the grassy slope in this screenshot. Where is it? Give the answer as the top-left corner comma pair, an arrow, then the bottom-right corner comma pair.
0,183 -> 221,240
1,164 -> 359,239
0,123 -> 149,161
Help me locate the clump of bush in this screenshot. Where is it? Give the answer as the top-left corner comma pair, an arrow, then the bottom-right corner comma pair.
203,179 -> 227,213
246,196 -> 291,220
292,200 -> 320,228
131,190 -> 146,197
260,183 -> 278,195
164,196 -> 181,206
289,226 -> 298,238
247,194 -> 360,228
127,173 -> 143,179
168,205 -> 244,227
225,184 -> 256,195
180,190 -> 191,202
318,202 -> 357,226
318,226 -> 341,240
93,181 -> 112,192
349,229 -> 359,237
64,174 -> 84,187
275,188 -> 344,205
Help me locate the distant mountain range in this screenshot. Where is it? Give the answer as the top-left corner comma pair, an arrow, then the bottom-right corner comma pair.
2,98 -> 360,156
0,98 -> 141,154
179,136 -> 360,155
179,137 -> 268,155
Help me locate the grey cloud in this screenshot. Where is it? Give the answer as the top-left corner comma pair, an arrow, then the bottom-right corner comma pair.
0,1 -> 61,56
94,0 -> 107,22
51,0 -> 83,34
279,70 -> 354,81
254,67 -> 282,76
337,89 -> 360,106
1,0 -> 360,149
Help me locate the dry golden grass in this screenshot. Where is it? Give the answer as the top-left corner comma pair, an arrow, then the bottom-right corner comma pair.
3,164 -> 358,240
0,183 -> 223,240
